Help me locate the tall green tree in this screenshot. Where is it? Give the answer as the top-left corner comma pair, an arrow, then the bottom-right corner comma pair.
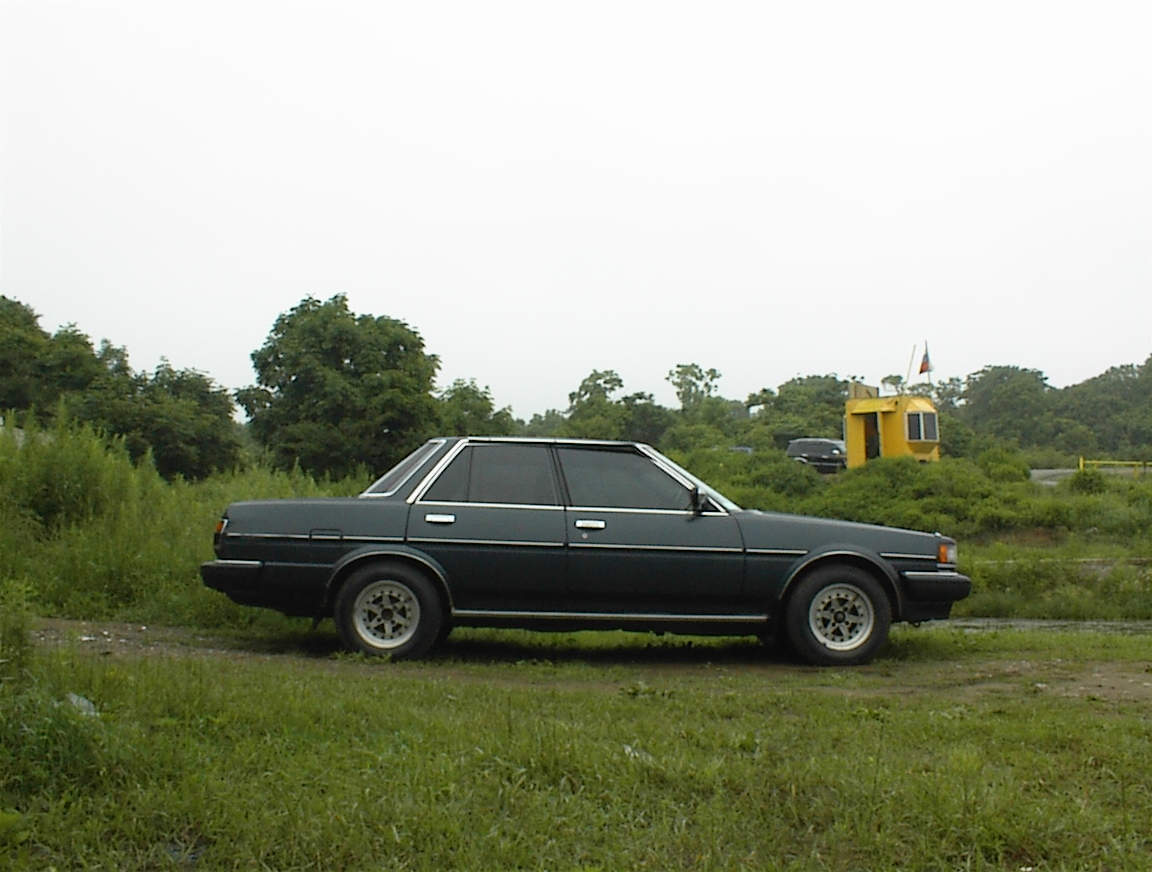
237,295 -> 440,478
1,296 -> 239,478
69,354 -> 242,480
0,296 -> 103,410
561,370 -> 675,444
438,379 -> 515,436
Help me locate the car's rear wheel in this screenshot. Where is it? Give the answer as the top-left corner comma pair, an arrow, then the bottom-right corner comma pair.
785,565 -> 890,666
335,563 -> 443,660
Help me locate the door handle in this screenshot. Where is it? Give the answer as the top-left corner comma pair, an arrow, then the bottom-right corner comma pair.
574,519 -> 606,530
424,513 -> 456,524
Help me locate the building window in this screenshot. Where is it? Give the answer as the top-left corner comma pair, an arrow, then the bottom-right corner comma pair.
906,412 -> 938,442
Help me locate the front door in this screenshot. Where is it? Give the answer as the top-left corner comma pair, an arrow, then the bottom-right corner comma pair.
556,446 -> 744,612
408,442 -> 566,610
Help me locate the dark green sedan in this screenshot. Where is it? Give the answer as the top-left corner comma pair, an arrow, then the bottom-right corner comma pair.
201,437 -> 970,666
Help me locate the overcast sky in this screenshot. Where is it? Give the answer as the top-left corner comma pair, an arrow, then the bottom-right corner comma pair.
2,1 -> 1149,418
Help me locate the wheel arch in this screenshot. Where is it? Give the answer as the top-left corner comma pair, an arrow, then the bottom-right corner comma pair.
777,550 -> 903,624
313,546 -> 453,627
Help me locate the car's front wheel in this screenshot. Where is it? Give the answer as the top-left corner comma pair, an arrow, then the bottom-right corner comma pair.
334,563 -> 443,660
785,566 -> 891,666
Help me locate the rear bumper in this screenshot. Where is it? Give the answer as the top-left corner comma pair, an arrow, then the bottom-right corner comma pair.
201,559 -> 264,593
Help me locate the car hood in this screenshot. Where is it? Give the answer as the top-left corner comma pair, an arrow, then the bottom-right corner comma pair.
733,509 -> 946,558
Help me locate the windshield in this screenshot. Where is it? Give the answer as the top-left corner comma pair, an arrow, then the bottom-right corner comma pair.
645,448 -> 743,513
360,440 -> 444,497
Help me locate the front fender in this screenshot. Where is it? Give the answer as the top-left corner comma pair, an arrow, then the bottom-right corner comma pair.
779,546 -> 903,618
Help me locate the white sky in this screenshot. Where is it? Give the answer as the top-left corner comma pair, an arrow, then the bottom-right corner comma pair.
2,1 -> 1149,419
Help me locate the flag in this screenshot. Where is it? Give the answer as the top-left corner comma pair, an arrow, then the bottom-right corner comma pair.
919,343 -> 932,374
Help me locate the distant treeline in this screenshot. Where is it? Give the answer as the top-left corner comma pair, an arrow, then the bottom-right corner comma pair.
2,293 -> 1150,480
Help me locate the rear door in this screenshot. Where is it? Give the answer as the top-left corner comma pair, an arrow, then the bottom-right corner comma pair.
408,442 -> 566,610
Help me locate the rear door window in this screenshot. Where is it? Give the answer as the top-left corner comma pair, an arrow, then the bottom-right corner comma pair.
421,444 -> 559,506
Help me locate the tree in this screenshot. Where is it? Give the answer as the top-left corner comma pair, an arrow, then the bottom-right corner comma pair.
565,370 -> 629,439
667,364 -> 722,409
438,379 -> 515,436
237,295 -> 440,478
1,296 -> 239,478
70,357 -> 243,479
742,374 -> 848,448
560,370 -> 675,443
0,296 -> 103,411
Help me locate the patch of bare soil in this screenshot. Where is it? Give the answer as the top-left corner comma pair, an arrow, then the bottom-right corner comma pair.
32,618 -> 1152,705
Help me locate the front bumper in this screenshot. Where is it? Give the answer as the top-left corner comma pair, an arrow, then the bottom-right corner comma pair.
901,569 -> 972,602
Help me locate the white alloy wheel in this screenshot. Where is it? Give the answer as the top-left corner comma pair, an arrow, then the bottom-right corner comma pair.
351,580 -> 422,650
807,582 -> 875,652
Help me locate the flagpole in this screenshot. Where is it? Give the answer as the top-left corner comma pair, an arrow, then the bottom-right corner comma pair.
904,344 -> 917,390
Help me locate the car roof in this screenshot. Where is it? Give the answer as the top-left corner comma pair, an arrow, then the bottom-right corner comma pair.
437,436 -> 648,448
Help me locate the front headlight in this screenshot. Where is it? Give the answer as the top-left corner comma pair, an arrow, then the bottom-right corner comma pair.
937,541 -> 957,566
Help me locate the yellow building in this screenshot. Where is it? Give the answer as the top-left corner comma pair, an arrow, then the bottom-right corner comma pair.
844,383 -> 940,468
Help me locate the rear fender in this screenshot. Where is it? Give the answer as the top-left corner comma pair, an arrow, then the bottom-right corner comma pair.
312,545 -> 453,627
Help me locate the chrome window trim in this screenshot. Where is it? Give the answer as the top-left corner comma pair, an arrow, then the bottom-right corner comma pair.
568,543 -> 744,554
360,439 -> 446,498
212,559 -> 263,567
451,608 -> 768,624
417,500 -> 563,512
747,548 -> 809,557
342,536 -> 405,543
407,537 -> 565,548
566,505 -> 694,516
881,552 -> 937,561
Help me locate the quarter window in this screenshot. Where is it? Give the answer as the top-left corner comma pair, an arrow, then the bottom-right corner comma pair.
906,412 -> 938,442
421,444 -> 559,506
362,440 -> 443,496
557,448 -> 690,510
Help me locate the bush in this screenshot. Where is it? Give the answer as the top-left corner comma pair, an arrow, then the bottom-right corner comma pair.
0,414 -> 143,531
1068,468 -> 1108,494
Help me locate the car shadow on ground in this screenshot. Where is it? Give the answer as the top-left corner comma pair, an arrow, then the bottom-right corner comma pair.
234,624 -> 812,667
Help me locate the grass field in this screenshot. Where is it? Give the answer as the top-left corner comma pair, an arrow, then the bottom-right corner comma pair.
4,624 -> 1152,870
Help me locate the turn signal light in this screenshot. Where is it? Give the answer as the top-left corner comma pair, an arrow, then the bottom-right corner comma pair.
937,542 -> 957,565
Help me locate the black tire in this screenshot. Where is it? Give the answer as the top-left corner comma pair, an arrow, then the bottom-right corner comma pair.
784,565 -> 891,666
334,562 -> 443,660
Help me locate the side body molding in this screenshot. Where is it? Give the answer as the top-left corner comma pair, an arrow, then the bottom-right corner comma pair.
312,544 -> 453,627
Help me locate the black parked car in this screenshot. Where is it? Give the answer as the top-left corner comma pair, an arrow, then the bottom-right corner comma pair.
786,438 -> 847,473
201,437 -> 970,665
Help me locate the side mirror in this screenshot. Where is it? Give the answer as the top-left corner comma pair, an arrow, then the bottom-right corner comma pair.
690,486 -> 710,515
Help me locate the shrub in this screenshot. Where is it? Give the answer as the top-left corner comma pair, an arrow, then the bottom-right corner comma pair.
1068,468 -> 1108,494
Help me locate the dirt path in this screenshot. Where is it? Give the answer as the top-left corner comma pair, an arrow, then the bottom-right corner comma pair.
31,617 -> 1152,706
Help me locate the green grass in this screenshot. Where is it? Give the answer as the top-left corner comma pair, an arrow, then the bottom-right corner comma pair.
4,626 -> 1152,870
